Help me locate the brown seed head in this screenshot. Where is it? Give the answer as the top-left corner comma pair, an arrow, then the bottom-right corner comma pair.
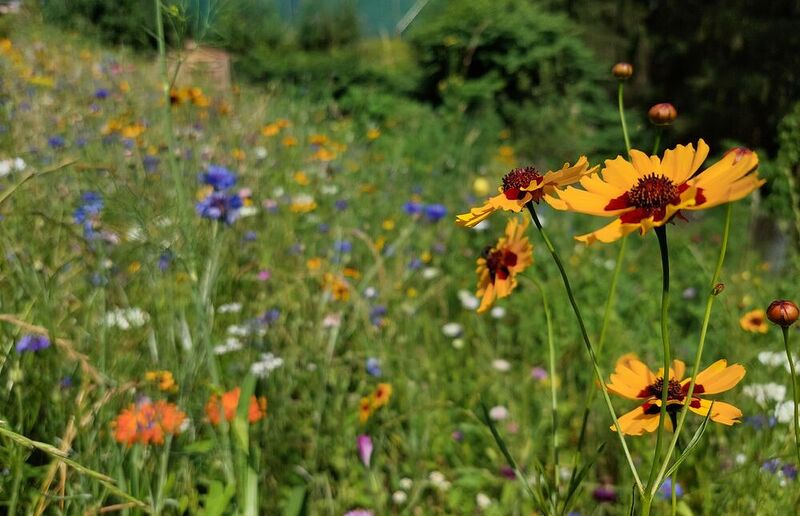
767,300 -> 799,327
648,103 -> 678,126
612,62 -> 633,80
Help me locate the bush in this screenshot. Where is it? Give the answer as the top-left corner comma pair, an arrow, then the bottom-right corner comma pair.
206,0 -> 284,54
296,0 -> 360,51
408,0 -> 619,159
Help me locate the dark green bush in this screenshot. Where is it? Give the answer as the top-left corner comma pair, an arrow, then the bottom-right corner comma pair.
207,0 -> 285,54
296,0 -> 360,51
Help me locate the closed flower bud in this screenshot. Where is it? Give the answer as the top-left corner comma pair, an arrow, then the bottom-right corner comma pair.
712,283 -> 725,296
612,62 -> 633,80
648,103 -> 678,126
767,300 -> 799,327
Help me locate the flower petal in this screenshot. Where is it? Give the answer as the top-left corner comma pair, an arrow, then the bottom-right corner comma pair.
456,192 -> 529,227
689,398 -> 743,425
607,354 -> 655,399
692,360 -> 746,394
574,219 -> 639,245
610,406 -> 660,436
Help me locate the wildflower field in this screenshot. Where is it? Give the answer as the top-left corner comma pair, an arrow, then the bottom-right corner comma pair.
1,2 -> 800,515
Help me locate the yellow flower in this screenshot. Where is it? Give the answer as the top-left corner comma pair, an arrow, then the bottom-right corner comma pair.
309,134 -> 329,146
606,354 -> 745,436
367,128 -> 381,140
456,157 -> 596,228
323,273 -> 350,301
282,136 -> 298,147
261,123 -> 281,136
549,141 -> 764,244
293,171 -> 310,186
358,397 -> 372,424
312,148 -> 336,162
740,309 -> 768,333
382,219 -> 395,231
144,370 -> 179,393
120,123 -> 145,139
371,383 -> 392,409
475,217 -> 533,313
231,148 -> 246,161
306,257 -> 323,271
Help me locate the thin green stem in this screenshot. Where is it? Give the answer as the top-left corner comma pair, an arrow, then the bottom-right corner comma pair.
532,276 -> 559,508
569,236 -> 628,484
525,203 -> 643,493
618,82 -> 631,154
653,129 -> 663,155
154,435 -> 172,515
653,203 -> 733,491
646,226 -> 671,491
782,326 -> 800,468
671,474 -> 677,516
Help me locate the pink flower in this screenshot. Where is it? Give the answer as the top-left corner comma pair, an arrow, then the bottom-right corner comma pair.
257,269 -> 271,281
357,434 -> 373,467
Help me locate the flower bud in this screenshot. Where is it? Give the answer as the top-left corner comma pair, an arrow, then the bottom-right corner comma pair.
767,300 -> 799,327
712,283 -> 725,296
648,103 -> 678,126
612,62 -> 633,80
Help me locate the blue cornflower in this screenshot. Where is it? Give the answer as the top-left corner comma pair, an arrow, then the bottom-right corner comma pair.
423,203 -> 447,222
258,308 -> 281,325
73,192 -> 103,239
657,478 -> 683,500
200,165 -> 237,191
334,199 -> 348,211
48,136 -> 65,149
94,88 -> 109,99
369,305 -> 387,327
318,223 -> 330,234
366,357 -> 382,377
403,201 -> 422,215
196,191 -> 243,224
158,250 -> 172,272
408,258 -> 423,270
334,240 -> 352,253
244,231 -> 258,242
16,334 -> 51,353
143,155 -> 160,172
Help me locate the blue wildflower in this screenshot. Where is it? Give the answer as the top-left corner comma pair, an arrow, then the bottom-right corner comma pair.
48,136 -> 65,149
196,191 -> 243,224
16,334 -> 51,353
334,240 -> 352,253
258,308 -> 281,325
366,357 -> 382,377
318,223 -> 330,234
200,165 -> 237,191
244,231 -> 258,242
424,203 -> 447,222
403,201 -> 422,215
369,305 -> 387,327
335,199 -> 348,211
408,258 -> 423,270
143,155 -> 160,172
73,192 -> 103,239
782,463 -> 798,480
657,478 -> 683,500
158,250 -> 172,272
94,88 -> 109,99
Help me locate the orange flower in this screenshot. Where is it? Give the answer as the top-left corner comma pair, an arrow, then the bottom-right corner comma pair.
606,354 -> 745,436
112,399 -> 186,446
205,387 -> 267,426
475,217 -> 533,313
456,157 -> 596,228
371,383 -> 393,410
358,396 -> 372,424
740,309 -> 769,333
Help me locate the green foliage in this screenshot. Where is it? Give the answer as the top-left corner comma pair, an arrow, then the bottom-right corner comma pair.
296,0 -> 360,51
761,102 -> 800,245
206,0 -> 285,54
409,0 -> 620,158
39,0 -> 158,49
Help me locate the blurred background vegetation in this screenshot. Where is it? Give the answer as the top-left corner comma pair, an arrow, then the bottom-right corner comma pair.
30,0 -> 800,247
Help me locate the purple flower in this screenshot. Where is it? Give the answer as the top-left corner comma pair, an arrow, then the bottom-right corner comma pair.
530,366 -> 548,381
357,434 -> 373,467
16,334 -> 51,353
142,155 -> 160,172
334,240 -> 352,253
369,305 -> 387,327
407,258 -> 423,270
403,201 -> 422,215
258,308 -> 281,325
94,88 -> 109,99
451,430 -> 464,442
318,223 -> 330,234
196,192 -> 243,224
366,357 -> 382,377
592,484 -> 617,503
499,465 -> 516,480
158,250 -> 172,272
424,203 -> 447,222
344,511 -> 374,516
334,199 -> 348,211
48,136 -> 65,149
73,191 -> 104,239
782,463 -> 798,480
243,231 -> 258,242
200,165 -> 237,191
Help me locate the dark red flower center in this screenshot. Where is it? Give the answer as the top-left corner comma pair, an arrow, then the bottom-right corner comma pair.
502,166 -> 544,201
483,246 -> 518,282
628,174 -> 680,210
646,377 -> 684,401
640,377 -> 706,414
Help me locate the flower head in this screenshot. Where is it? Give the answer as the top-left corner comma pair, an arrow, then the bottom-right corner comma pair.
357,434 -> 373,467
740,309 -> 769,333
200,165 -> 237,191
112,399 -> 187,446
196,191 -> 243,224
606,354 -> 745,435
550,141 -> 763,244
16,334 -> 50,353
474,217 -> 533,313
456,157 -> 595,227
767,300 -> 799,327
205,387 -> 267,425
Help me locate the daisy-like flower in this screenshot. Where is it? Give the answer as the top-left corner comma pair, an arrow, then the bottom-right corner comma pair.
740,309 -> 769,333
205,387 -> 267,426
371,383 -> 392,410
606,354 -> 745,435
475,217 -> 533,313
112,399 -> 187,446
456,157 -> 595,228
549,141 -> 763,244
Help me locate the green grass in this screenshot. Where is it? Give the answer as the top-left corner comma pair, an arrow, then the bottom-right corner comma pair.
0,15 -> 798,516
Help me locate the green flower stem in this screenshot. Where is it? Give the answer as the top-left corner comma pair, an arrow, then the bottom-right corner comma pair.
618,82 -> 632,154
782,325 -> 800,468
569,236 -> 628,477
525,203 -> 643,493
646,226 -> 672,494
653,129 -> 663,155
532,276 -> 559,506
652,203 -> 733,492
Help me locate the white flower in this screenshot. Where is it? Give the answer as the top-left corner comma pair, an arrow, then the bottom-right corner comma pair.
399,477 -> 413,490
457,290 -> 479,310
364,287 -> 378,299
492,359 -> 511,372
217,303 -> 243,314
428,471 -> 450,490
0,160 -> 11,177
442,322 -> 463,338
320,184 -> 339,195
490,306 -> 506,319
392,491 -> 407,504
758,351 -> 787,367
213,337 -> 243,355
489,405 -> 509,421
227,324 -> 249,337
422,267 -> 440,280
239,206 -> 259,218
322,313 -> 341,328
250,352 -> 284,378
272,187 -> 285,197
775,400 -> 796,424
735,453 -> 747,465
105,308 -> 149,330
13,158 -> 25,171
254,146 -> 268,159
742,383 -> 786,406
451,338 -> 464,350
125,225 -> 145,242
476,492 -> 492,509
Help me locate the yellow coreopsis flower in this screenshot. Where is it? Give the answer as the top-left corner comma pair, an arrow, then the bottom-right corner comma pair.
740,309 -> 769,333
606,354 -> 745,436
456,157 -> 596,228
549,141 -> 764,244
475,217 -> 533,313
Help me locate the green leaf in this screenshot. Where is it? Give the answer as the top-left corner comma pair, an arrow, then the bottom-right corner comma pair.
282,486 -> 308,516
561,441 -> 606,515
662,402 -> 714,481
203,480 -> 236,516
183,439 -> 215,454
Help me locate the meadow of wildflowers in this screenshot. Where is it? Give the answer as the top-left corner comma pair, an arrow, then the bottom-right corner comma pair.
0,5 -> 799,516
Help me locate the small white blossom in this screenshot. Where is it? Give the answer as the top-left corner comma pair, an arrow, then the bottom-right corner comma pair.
476,492 -> 492,509
250,352 -> 284,378
392,491 -> 407,505
743,383 -> 786,406
775,400 -> 796,424
227,324 -> 249,337
457,290 -> 479,310
213,337 -> 243,355
442,322 -> 463,338
490,306 -> 506,319
422,267 -> 440,280
105,308 -> 149,330
399,477 -> 413,490
489,405 -> 509,421
492,359 -> 511,372
217,303 -> 243,314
